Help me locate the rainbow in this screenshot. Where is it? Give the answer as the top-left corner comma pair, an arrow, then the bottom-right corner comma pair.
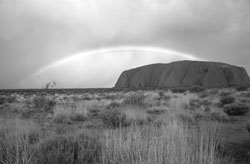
21,46 -> 204,88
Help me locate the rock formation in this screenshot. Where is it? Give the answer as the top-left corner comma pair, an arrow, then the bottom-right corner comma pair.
115,61 -> 250,88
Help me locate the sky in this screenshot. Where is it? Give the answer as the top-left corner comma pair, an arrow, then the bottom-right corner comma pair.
0,0 -> 250,89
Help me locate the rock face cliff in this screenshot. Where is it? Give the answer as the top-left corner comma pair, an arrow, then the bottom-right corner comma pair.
115,61 -> 250,88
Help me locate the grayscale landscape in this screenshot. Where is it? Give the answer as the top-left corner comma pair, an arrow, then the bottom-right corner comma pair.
1,0 -> 250,164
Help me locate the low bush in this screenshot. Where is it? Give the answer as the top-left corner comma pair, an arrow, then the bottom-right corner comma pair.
0,96 -> 5,105
87,108 -> 100,117
34,133 -> 101,164
100,108 -> 127,128
246,121 -> 250,134
239,98 -> 250,104
200,99 -> 212,106
189,99 -> 201,109
220,96 -> 235,106
53,113 -> 72,124
34,135 -> 76,164
209,89 -> 219,95
106,102 -> 121,109
171,87 -> 187,93
240,92 -> 250,98
188,86 -> 205,93
123,93 -> 145,106
122,109 -> 150,125
187,99 -> 211,110
70,113 -> 88,122
53,104 -> 88,123
158,90 -> 165,98
0,96 -> 16,105
146,107 -> 166,115
176,113 -> 195,124
223,103 -> 250,116
33,96 -> 56,112
219,90 -> 233,97
193,111 -> 230,122
209,112 -> 230,122
236,85 -> 249,91
199,91 -> 209,98
221,141 -> 250,163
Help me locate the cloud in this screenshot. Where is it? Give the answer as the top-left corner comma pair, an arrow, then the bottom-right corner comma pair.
0,0 -> 250,88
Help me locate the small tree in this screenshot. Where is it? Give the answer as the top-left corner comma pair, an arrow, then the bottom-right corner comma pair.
44,81 -> 56,89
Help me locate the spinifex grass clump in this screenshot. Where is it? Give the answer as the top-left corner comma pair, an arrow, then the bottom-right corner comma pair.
0,118 -> 40,164
101,121 -> 227,164
53,102 -> 88,123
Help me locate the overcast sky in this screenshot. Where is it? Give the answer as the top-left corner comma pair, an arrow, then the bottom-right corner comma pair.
0,0 -> 250,89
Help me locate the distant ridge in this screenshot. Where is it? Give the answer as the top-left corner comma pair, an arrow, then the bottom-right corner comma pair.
115,60 -> 250,88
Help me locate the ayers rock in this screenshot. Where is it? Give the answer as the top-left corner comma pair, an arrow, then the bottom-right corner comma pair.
115,60 -> 250,88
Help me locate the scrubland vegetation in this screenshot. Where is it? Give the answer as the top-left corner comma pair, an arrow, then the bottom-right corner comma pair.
0,87 -> 250,164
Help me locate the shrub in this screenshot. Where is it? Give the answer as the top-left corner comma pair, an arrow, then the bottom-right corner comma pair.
87,108 -> 100,117
106,102 -> 121,109
34,135 -> 76,164
240,92 -> 250,98
223,103 -> 250,116
239,98 -> 250,104
53,113 -> 71,124
221,141 -> 250,163
209,89 -> 219,95
146,107 -> 166,115
53,103 -> 88,123
6,96 -> 16,103
236,85 -> 249,91
209,112 -> 230,122
76,132 -> 102,163
103,94 -> 117,100
220,96 -> 235,106
123,93 -> 145,106
200,99 -> 212,106
219,91 -> 233,97
176,113 -> 195,124
33,96 -> 56,112
70,113 -> 88,122
171,87 -> 187,93
70,107 -> 88,122
246,121 -> 250,134
100,108 -> 127,128
0,96 -> 5,105
193,111 -> 230,123
189,99 -> 201,109
158,90 -> 165,98
35,133 -> 102,164
0,96 -> 16,105
199,91 -> 209,98
189,86 -> 205,93
83,97 -> 91,100
122,109 -> 150,125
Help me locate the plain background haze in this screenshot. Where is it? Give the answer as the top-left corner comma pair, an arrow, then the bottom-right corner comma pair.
0,0 -> 250,89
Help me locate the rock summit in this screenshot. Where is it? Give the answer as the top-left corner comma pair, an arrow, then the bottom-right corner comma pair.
115,61 -> 250,88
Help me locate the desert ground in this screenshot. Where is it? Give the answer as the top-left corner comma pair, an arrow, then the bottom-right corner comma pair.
0,86 -> 250,164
